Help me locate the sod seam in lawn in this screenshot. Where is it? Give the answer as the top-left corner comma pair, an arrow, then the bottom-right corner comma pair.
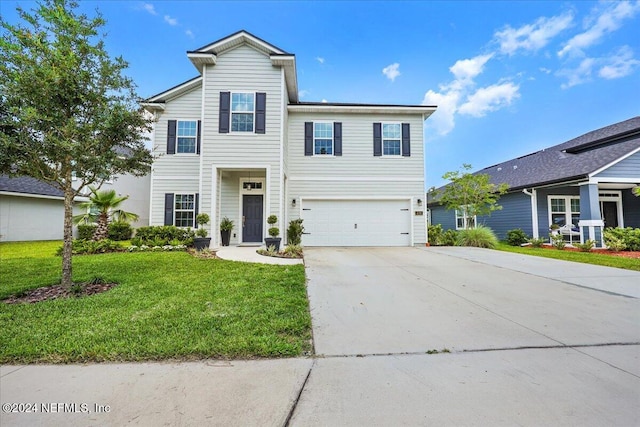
0,241 -> 312,363
495,242 -> 640,271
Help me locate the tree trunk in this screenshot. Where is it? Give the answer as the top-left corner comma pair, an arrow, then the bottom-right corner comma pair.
93,213 -> 109,240
62,182 -> 75,288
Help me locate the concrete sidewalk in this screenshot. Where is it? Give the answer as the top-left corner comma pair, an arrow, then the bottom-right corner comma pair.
216,245 -> 303,265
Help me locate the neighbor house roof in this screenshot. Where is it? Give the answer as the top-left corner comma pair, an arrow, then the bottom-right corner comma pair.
429,116 -> 640,202
0,175 -> 64,199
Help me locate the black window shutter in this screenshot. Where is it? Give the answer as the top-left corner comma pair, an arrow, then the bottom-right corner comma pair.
164,193 -> 174,225
196,120 -> 201,154
167,120 -> 176,154
194,193 -> 199,228
219,92 -> 230,133
304,122 -> 313,156
334,122 -> 342,156
373,123 -> 382,156
402,123 -> 410,157
255,92 -> 266,134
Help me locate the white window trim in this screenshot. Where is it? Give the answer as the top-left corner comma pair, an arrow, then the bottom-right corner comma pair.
174,193 -> 196,228
547,195 -> 580,229
381,122 -> 402,157
230,91 -> 256,134
313,121 -> 334,156
455,206 -> 476,230
176,120 -> 198,154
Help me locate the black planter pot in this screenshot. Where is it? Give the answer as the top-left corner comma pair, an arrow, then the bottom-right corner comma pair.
193,237 -> 211,251
264,237 -> 281,252
220,230 -> 231,246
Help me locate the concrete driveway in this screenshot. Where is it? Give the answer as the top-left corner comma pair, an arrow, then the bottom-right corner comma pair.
290,246 -> 640,426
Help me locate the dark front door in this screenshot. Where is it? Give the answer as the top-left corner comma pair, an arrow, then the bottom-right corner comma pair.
602,201 -> 618,228
243,195 -> 263,242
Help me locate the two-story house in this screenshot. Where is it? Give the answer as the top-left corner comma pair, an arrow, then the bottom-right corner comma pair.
142,31 -> 435,247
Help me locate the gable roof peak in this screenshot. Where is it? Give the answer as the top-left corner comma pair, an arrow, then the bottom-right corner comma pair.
190,30 -> 290,56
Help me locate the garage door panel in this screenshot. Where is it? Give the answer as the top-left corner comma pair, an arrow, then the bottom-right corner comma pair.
302,199 -> 411,247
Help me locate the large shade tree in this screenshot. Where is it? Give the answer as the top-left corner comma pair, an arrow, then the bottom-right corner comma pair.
435,164 -> 509,229
0,0 -> 153,287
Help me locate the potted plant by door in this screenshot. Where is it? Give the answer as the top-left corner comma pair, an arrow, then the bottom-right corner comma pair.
220,216 -> 234,247
264,214 -> 282,252
193,213 -> 211,250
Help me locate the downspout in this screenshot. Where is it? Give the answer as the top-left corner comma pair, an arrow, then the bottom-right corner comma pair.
522,188 -> 539,238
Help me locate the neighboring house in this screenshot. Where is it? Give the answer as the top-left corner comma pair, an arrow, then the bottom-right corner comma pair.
0,174 -> 150,242
142,31 -> 435,247
428,116 -> 640,247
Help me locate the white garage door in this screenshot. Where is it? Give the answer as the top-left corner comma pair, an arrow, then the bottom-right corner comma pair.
301,199 -> 412,247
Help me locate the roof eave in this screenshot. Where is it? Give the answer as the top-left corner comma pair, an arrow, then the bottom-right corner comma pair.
288,103 -> 436,118
271,55 -> 298,103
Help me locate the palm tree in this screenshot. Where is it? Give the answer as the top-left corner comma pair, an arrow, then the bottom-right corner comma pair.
74,186 -> 139,240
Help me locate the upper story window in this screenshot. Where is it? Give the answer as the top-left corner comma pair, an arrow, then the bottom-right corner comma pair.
382,123 -> 401,156
304,122 -> 342,156
231,93 -> 255,132
314,122 -> 333,155
219,92 -> 266,134
177,121 -> 198,153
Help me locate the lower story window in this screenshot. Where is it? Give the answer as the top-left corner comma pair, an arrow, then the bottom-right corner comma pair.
175,194 -> 195,227
455,206 -> 476,230
549,196 -> 579,228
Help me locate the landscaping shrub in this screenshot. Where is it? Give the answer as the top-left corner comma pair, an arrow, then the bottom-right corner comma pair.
528,237 -> 546,248
77,224 -> 97,240
284,244 -> 304,258
506,228 -> 529,246
604,227 -> 640,251
574,240 -> 595,252
133,226 -> 195,247
428,224 -> 458,246
287,219 -> 304,245
107,221 -> 133,241
456,226 -> 498,249
56,239 -> 123,255
550,233 -> 566,250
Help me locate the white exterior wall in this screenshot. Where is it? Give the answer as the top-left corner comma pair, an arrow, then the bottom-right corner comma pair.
201,45 -> 284,233
101,174 -> 150,228
286,112 -> 427,245
149,86 -> 203,225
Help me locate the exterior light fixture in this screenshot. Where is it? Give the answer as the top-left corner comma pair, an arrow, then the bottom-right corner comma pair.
417,199 -> 423,206
292,198 -> 296,206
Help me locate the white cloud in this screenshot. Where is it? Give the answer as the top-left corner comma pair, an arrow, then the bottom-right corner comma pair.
142,3 -> 157,15
448,54 -> 493,86
495,12 -> 574,56
599,46 -> 640,79
539,67 -> 552,74
298,89 -> 309,99
185,29 -> 194,39
316,57 -> 325,64
321,99 -> 328,103
558,57 -> 596,89
422,89 -> 461,136
558,1 -> 640,57
458,82 -> 520,117
164,15 -> 178,26
382,63 -> 401,82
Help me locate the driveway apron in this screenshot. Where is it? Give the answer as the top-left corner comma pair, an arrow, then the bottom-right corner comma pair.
291,247 -> 640,426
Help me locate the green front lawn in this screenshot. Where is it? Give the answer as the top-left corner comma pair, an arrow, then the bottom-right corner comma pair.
0,241 -> 312,363
495,242 -> 640,271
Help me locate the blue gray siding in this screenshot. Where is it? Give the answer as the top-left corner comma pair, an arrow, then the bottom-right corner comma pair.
623,189 -> 640,228
429,205 -> 456,231
479,192 -> 532,240
594,151 -> 640,179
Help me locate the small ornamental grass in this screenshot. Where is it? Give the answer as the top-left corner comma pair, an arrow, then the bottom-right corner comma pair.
456,226 -> 498,249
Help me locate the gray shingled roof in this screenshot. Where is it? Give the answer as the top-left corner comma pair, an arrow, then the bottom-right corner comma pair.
0,175 -> 64,198
430,116 -> 640,201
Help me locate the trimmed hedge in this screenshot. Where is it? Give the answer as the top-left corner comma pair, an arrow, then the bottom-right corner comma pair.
132,225 -> 195,247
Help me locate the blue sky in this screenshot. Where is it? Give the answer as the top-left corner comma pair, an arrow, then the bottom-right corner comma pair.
3,1 -> 639,188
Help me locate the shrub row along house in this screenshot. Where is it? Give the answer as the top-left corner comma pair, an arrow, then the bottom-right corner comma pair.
141,30 -> 435,247
428,116 -> 640,248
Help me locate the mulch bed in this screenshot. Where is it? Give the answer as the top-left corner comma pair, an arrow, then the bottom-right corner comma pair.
538,245 -> 640,259
2,282 -> 118,304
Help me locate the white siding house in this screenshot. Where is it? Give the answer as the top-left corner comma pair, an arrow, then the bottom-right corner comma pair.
143,31 -> 436,247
